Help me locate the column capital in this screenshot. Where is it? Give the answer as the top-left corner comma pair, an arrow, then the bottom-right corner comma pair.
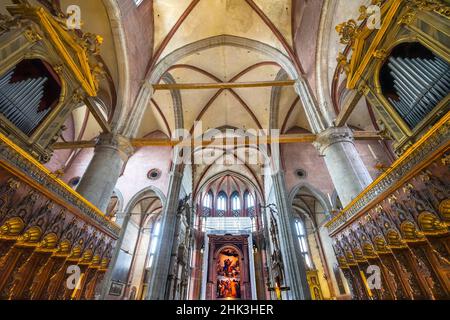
314,126 -> 354,155
96,133 -> 134,161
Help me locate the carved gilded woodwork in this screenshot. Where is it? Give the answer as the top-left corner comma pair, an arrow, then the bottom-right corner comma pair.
0,131 -> 118,300
7,1 -> 101,97
327,111 -> 450,234
0,0 -> 108,162
0,132 -> 120,236
335,0 -> 450,154
326,110 -> 449,299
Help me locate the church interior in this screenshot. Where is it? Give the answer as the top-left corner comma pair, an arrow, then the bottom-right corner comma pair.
0,0 -> 448,301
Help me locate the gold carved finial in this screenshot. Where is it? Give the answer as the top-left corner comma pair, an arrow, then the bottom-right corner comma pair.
72,89 -> 85,103
403,183 -> 414,193
79,32 -> 103,55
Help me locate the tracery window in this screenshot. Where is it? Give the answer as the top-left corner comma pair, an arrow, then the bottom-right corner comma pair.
295,219 -> 312,269
245,192 -> 255,208
231,192 -> 241,216
203,191 -> 213,208
244,191 -> 255,217
202,191 -> 213,217
216,192 -> 227,216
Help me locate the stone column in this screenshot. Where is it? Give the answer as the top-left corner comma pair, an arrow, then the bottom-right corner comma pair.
247,232 -> 257,300
76,133 -> 133,212
146,169 -> 183,300
314,127 -> 372,206
166,208 -> 184,300
272,171 -> 311,300
200,233 -> 209,300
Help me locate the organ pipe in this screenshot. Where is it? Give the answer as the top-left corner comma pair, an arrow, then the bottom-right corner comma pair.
388,57 -> 450,128
387,56 -> 450,128
0,68 -> 49,135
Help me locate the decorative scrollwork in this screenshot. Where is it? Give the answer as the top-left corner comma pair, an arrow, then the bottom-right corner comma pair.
336,19 -> 359,45
399,0 -> 450,25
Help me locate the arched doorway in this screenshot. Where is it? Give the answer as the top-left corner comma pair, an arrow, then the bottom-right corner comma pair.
290,185 -> 350,299
106,188 -> 164,300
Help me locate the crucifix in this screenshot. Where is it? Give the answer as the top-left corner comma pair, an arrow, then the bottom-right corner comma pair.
267,282 -> 290,300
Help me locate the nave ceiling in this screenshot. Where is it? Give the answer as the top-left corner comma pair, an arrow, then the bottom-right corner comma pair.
0,0 -> 381,193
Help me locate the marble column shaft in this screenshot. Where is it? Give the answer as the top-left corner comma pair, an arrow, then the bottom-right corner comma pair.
314,127 -> 372,206
76,133 -> 133,212
146,169 -> 183,300
272,171 -> 311,300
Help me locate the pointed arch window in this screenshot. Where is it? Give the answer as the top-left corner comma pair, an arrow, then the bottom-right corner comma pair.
295,219 -> 312,269
216,192 -> 227,216
202,191 -> 213,217
203,191 -> 213,208
231,192 -> 241,216
245,192 -> 255,208
245,191 -> 256,218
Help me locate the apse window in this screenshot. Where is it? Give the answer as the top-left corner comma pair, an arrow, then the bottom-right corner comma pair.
231,192 -> 241,216
245,192 -> 255,208
217,192 -> 227,216
203,191 -> 213,208
147,221 -> 161,268
295,220 -> 312,269
245,192 -> 256,216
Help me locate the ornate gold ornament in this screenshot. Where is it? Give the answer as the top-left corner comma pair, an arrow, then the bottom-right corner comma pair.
7,0 -> 103,96
0,217 -> 25,237
418,212 -> 447,234
326,110 -> 450,234
23,26 -> 42,42
441,153 -> 450,166
336,19 -> 359,45
438,199 -> 450,220
400,0 -> 450,25
72,89 -> 85,104
373,49 -> 388,59
335,0 -> 404,90
337,52 -> 350,75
